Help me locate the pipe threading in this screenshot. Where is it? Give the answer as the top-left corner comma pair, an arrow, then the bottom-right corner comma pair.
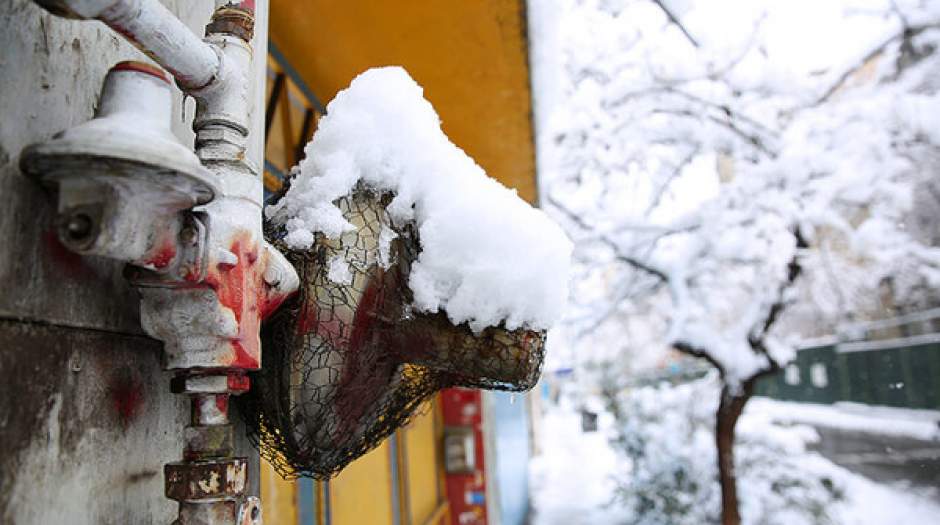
206,7 -> 255,43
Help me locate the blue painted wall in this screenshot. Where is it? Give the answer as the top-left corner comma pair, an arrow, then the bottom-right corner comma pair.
490,392 -> 531,525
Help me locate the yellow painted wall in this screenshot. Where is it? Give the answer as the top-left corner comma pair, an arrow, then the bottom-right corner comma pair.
402,404 -> 443,524
330,440 -> 396,525
261,461 -> 297,524
268,0 -> 537,203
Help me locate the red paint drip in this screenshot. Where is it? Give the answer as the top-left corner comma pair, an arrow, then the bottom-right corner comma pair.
295,301 -> 318,337
300,302 -> 349,350
204,232 -> 263,370
41,229 -> 95,279
346,273 -> 382,352
227,373 -> 250,393
110,375 -> 144,428
183,267 -> 200,283
260,289 -> 294,320
144,239 -> 177,270
334,271 -> 399,435
215,395 -> 229,415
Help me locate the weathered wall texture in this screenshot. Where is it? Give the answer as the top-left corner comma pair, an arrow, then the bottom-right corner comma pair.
0,1 -> 258,522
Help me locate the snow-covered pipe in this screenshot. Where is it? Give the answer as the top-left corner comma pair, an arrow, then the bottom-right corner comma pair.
34,0 -> 220,90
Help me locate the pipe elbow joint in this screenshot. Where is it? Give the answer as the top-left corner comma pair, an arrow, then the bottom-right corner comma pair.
190,38 -> 252,137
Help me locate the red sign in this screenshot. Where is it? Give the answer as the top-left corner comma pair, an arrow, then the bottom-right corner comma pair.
441,388 -> 488,525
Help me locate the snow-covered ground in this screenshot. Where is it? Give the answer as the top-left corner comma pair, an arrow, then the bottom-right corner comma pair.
530,397 -> 940,525
748,397 -> 940,441
529,404 -> 628,524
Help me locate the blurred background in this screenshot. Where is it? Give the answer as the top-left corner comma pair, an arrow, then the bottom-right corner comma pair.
3,1 -> 939,524
531,1 -> 940,524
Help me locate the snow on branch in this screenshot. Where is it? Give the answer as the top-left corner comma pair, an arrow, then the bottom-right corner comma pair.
650,0 -> 700,48
543,0 -> 940,387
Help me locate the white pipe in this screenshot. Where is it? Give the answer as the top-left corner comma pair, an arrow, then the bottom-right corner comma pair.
247,0 -> 269,172
35,0 -> 220,90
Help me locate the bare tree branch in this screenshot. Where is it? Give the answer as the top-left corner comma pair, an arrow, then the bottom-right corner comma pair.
650,0 -> 699,48
547,195 -> 670,281
814,22 -> 940,106
673,340 -> 724,374
747,227 -> 808,365
605,87 -> 778,140
651,108 -> 777,158
645,145 -> 700,215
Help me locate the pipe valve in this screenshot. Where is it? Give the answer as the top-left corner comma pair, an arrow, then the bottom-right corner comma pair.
21,62 -> 218,276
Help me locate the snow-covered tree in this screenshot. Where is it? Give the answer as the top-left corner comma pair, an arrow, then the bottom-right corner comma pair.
541,1 -> 940,523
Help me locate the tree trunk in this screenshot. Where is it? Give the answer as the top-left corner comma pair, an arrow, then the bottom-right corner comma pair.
715,380 -> 755,525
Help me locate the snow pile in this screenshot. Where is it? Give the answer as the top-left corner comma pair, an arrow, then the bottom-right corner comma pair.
267,67 -> 573,332
749,397 -> 940,441
529,397 -> 629,525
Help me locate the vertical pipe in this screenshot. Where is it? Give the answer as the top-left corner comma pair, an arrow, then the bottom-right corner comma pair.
247,0 -> 270,179
389,434 -> 402,525
297,478 -> 316,525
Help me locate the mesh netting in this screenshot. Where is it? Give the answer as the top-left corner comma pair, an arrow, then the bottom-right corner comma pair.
238,185 -> 546,479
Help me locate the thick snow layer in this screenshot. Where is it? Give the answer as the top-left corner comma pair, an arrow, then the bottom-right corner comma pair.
267,67 -> 573,332
748,397 -> 940,441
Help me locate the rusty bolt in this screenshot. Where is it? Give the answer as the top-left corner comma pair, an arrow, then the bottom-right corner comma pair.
56,205 -> 101,251
206,7 -> 255,42
65,213 -> 93,240
165,458 -> 247,502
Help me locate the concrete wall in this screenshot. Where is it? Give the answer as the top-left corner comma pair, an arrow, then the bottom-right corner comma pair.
0,1 -> 260,522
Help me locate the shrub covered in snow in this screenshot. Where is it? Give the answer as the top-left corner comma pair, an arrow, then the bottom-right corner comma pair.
605,377 -> 843,525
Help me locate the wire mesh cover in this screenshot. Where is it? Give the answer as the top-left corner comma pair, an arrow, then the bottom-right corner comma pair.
239,185 -> 546,479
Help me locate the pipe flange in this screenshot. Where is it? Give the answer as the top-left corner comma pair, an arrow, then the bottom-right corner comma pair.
165,458 -> 248,502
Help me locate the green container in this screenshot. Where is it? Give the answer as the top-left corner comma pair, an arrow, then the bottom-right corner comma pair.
756,341 -> 940,410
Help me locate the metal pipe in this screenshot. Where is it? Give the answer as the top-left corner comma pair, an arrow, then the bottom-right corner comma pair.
26,2 -> 283,522
34,0 -> 220,90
